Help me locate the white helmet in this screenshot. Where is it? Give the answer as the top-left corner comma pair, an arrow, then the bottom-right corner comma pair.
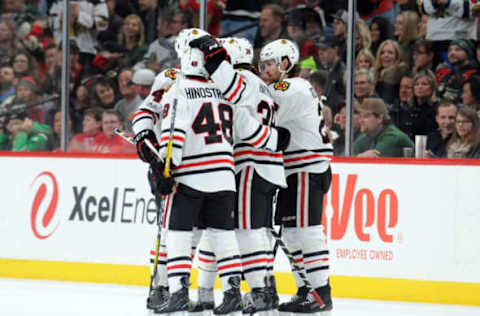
174,28 -> 210,77
219,37 -> 253,66
259,39 -> 299,75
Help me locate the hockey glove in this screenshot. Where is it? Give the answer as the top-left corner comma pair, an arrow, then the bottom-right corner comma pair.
275,126 -> 291,152
189,35 -> 228,75
134,129 -> 159,164
150,162 -> 175,195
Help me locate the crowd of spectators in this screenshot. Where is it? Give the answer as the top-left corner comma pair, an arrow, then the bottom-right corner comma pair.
0,0 -> 480,159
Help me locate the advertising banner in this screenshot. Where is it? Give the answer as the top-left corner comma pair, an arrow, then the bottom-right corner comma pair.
1,154 -> 479,304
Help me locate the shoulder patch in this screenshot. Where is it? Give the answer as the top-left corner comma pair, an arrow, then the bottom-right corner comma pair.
165,69 -> 177,80
273,81 -> 290,91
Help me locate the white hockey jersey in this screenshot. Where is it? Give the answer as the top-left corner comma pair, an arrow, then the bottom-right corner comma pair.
132,68 -> 178,138
210,62 -> 286,187
159,76 -> 236,193
269,77 -> 333,177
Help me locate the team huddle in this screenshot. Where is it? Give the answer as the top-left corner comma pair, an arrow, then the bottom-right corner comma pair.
130,28 -> 333,316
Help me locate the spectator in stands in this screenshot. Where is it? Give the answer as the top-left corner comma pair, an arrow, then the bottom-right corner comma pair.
0,18 -> 20,62
369,16 -> 394,57
354,68 -> 376,104
91,40 -> 127,79
220,1 -> 261,45
178,0 -> 225,36
316,33 -> 346,115
43,43 -> 59,77
355,19 -> 372,56
286,8 -> 318,73
374,40 -> 408,105
355,48 -> 375,71
418,0 -> 478,67
92,109 -> 135,153
309,69 -> 328,99
425,100 -> 457,157
134,7 -> 191,72
138,0 -> 159,45
395,70 -> 438,140
330,9 -> 347,62
0,64 -> 16,106
114,68 -> 141,132
358,0 -> 398,25
90,76 -> 118,109
49,110 -> 74,151
394,10 -> 420,67
5,76 -> 52,123
253,4 -> 287,63
4,110 -> 50,151
333,102 -> 361,156
412,39 -> 434,74
132,68 -> 155,100
436,39 -> 478,103
48,0 -> 108,65
97,0 -> 124,42
12,49 -> 39,80
390,72 -> 414,124
71,83 -> 92,133
446,106 -> 480,158
68,107 -> 103,152
43,40 -> 84,95
418,14 -> 428,40
118,14 -> 148,67
354,97 -> 414,157
461,75 -> 480,118
398,0 -> 418,11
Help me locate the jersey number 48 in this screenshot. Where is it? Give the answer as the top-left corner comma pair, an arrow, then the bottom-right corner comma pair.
192,102 -> 233,145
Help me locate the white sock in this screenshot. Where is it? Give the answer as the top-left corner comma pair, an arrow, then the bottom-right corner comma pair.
236,228 -> 269,288
206,228 -> 242,291
166,230 -> 193,293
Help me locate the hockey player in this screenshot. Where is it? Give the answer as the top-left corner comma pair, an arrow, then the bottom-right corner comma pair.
258,39 -> 334,314
136,28 -> 247,315
132,67 -> 178,310
189,36 -> 290,315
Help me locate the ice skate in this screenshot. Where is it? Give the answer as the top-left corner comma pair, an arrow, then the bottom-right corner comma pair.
154,279 -> 191,316
287,284 -> 332,316
190,287 -> 215,316
147,286 -> 169,310
242,287 -> 278,316
278,286 -> 308,316
265,276 -> 279,309
213,276 -> 243,316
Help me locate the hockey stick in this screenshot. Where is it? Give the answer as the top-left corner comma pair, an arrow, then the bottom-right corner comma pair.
114,128 -> 162,162
114,127 -> 168,296
269,228 -> 326,308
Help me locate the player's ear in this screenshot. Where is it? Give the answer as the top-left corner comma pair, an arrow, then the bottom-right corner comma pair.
280,58 -> 290,72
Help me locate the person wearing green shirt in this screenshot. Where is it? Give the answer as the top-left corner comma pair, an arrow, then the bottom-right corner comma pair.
6,112 -> 50,151
354,97 -> 414,157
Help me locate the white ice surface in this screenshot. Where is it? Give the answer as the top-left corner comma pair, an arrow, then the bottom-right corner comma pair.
1,278 -> 479,316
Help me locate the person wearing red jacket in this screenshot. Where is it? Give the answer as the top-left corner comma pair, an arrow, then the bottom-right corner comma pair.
91,109 -> 135,153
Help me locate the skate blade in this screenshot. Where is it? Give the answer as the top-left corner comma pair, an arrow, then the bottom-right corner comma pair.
250,310 -> 279,316
318,311 -> 331,316
278,312 -> 292,316
169,311 -> 189,316
190,311 -> 212,316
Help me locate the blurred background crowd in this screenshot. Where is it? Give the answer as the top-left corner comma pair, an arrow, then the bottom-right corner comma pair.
0,0 -> 480,159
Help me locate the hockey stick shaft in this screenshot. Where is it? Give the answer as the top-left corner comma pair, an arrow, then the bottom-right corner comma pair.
163,77 -> 179,178
114,127 -> 166,290
269,228 -> 325,308
114,128 -> 163,163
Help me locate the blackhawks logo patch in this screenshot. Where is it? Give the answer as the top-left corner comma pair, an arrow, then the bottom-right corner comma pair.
165,69 -> 177,80
274,81 -> 289,91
